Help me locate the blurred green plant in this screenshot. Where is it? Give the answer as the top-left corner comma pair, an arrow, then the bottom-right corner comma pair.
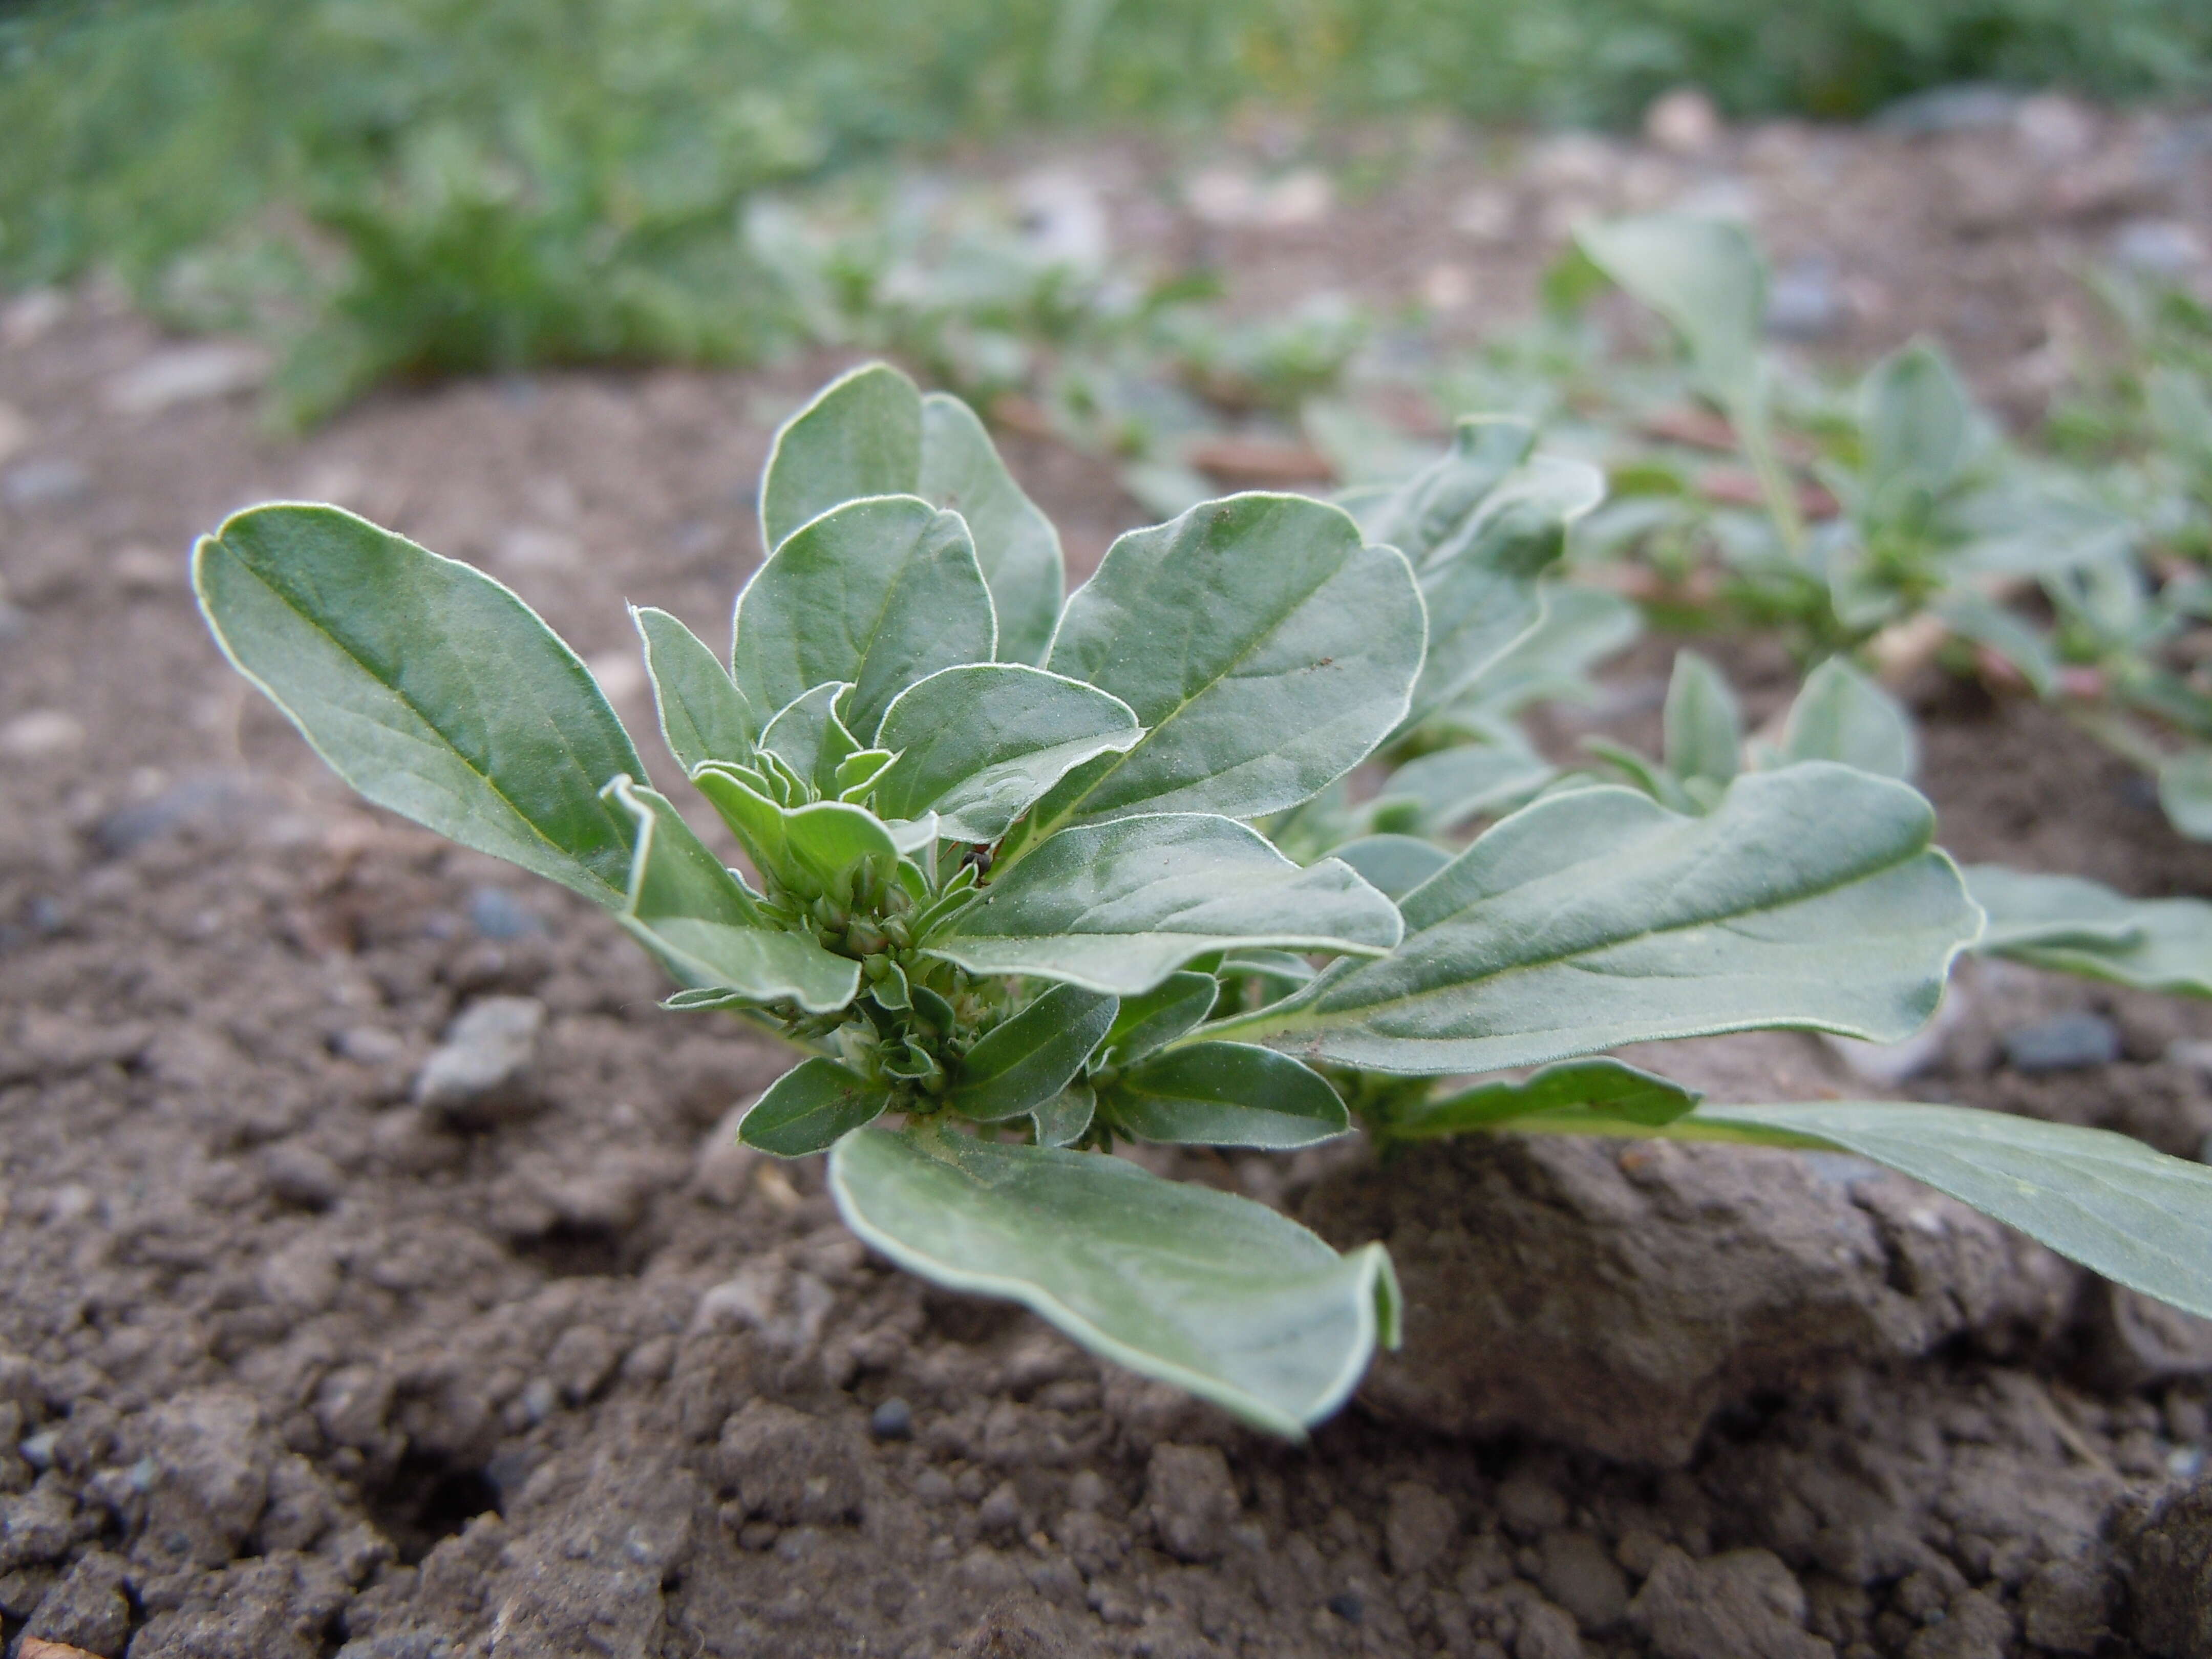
4,0 -> 2209,419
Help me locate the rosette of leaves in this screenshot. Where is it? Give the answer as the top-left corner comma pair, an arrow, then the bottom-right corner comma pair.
196,361 -> 2212,1436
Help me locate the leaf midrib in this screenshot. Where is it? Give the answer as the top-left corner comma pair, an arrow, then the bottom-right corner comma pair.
229,542 -> 630,899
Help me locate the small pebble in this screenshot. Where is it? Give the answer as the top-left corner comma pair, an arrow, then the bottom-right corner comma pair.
1,458 -> 90,509
2001,1011 -> 2121,1074
1326,1592 -> 1365,1624
870,1398 -> 913,1441
467,886 -> 543,941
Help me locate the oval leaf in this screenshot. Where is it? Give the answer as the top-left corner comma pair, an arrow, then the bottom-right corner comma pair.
1221,766 -> 1981,1074
1691,1101 -> 2212,1322
1032,1086 -> 1097,1148
632,605 -> 757,774
732,494 -> 996,741
194,504 -> 644,905
827,1129 -> 1401,1436
1039,494 -> 1424,828
872,664 -> 1141,844
1097,971 -> 1220,1067
926,813 -> 1403,994
1780,657 -> 1917,780
759,364 -> 1065,665
741,1059 -> 891,1156
920,392 -> 1066,666
1329,835 -> 1452,901
1662,650 -> 1741,788
759,363 -> 922,553
1577,214 -> 1766,414
949,982 -> 1119,1122
1100,1043 -> 1349,1148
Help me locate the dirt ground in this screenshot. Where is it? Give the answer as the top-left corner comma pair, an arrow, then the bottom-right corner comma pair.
7,99 -> 2212,1659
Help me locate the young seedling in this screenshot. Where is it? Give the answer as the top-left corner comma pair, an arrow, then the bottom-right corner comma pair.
196,361 -> 2212,1436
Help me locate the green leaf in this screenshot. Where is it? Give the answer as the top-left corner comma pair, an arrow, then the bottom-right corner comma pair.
920,392 -> 1066,666
1965,865 -> 2212,998
759,363 -> 921,552
1100,1043 -> 1349,1148
1218,766 -> 1980,1074
1032,1086 -> 1097,1148
632,605 -> 757,773
1097,971 -> 1220,1067
1933,588 -> 2059,698
740,1059 -> 891,1156
195,504 -> 645,906
1351,416 -> 1537,564
692,764 -> 899,898
758,682 -> 861,794
926,813 -> 1403,994
1329,835 -> 1452,901
1398,458 -> 1605,734
827,1129 -> 1401,1436
949,982 -> 1120,1122
1390,1057 -> 1701,1139
1037,494 -> 1424,829
1781,657 -> 1917,780
1862,342 -> 1973,498
2161,750 -> 2212,842
1363,735 -> 1553,836
1662,650 -> 1741,788
1447,583 -> 1640,721
871,664 -> 1142,844
1687,1101 -> 2212,1323
758,363 -> 1066,665
731,494 -> 996,742
606,778 -> 861,1013
1577,214 -> 1766,416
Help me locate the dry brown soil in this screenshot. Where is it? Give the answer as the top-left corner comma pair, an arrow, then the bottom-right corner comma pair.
6,99 -> 2212,1659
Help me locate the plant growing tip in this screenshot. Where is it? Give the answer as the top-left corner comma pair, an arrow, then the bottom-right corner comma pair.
195,361 -> 2212,1434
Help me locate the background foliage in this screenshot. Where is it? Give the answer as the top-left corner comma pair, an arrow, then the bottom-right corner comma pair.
2,0 -> 2208,412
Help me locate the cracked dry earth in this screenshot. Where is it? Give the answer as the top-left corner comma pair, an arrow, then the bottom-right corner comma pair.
11,111 -> 2212,1659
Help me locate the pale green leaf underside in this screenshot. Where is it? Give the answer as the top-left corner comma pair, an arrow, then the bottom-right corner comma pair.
1689,1101 -> 2212,1322
194,503 -> 643,905
873,664 -> 1141,844
927,813 -> 1403,994
1329,835 -> 1453,900
1365,737 -> 1552,835
1965,864 -> 2212,998
1041,493 -> 1424,827
731,494 -> 996,741
1663,651 -> 1741,787
827,1129 -> 1401,1436
1578,213 -> 1766,412
1782,656 -> 1917,780
632,605 -> 757,774
1399,456 -> 1604,733
1220,767 -> 1980,1074
1351,416 -> 1537,564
